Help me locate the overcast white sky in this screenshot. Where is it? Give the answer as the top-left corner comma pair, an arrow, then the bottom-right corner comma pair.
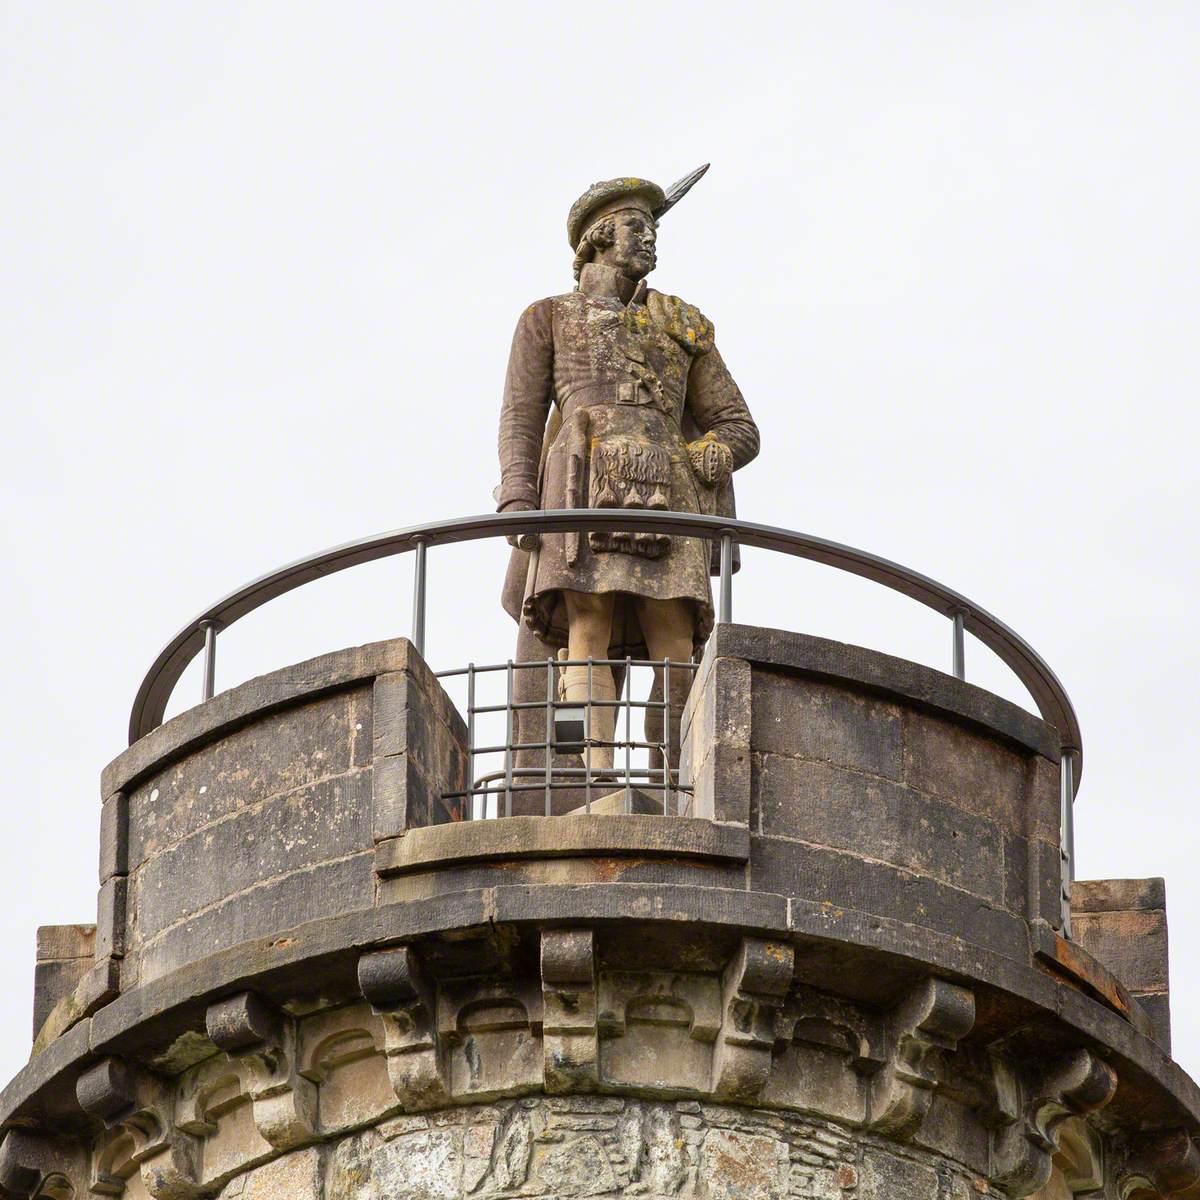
3,3 -> 1198,1087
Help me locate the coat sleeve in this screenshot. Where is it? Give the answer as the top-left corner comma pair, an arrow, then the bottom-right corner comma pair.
684,338 -> 760,471
496,299 -> 555,510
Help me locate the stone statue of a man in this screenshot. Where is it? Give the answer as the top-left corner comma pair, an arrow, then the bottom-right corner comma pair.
496,171 -> 759,770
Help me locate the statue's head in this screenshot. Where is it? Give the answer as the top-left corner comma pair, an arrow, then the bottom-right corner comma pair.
575,209 -> 658,283
568,177 -> 664,284
566,170 -> 710,285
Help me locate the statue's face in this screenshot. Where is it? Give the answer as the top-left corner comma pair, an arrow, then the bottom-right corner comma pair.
603,210 -> 658,280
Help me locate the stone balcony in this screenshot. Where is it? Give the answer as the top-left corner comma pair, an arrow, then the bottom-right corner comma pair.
7,624 -> 1193,1200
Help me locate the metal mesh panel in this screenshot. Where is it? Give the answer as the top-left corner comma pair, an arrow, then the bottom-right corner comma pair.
436,658 -> 698,818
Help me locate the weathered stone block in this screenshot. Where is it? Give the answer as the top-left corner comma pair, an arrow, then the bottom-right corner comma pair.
36,925 -> 95,963
373,667 -> 465,762
752,670 -> 903,780
371,665 -> 468,837
750,837 -> 1029,960
131,771 -> 372,941
1023,752 -> 1064,846
1000,831 -> 1062,927
1074,876 -> 1165,912
858,1146 -> 939,1199
99,791 -> 129,883
903,710 -> 1028,834
372,753 -> 440,839
697,1127 -> 790,1200
32,926 -> 94,1043
752,754 -> 1004,903
95,876 -> 127,961
31,956 -> 119,1055
127,688 -> 363,867
220,1146 -> 322,1198
136,851 -> 375,985
681,650 -> 752,825
1072,877 -> 1170,1049
1073,900 -> 1168,991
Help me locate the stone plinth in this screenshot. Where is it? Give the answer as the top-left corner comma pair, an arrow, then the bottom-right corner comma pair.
3,628 -> 1198,1200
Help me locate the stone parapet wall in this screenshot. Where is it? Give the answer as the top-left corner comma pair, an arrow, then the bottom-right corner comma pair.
681,625 -> 1064,945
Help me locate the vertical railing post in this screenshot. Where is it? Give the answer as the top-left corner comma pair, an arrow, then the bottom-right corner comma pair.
951,610 -> 966,681
663,656 -> 673,815
544,658 -> 554,818
1060,748 -> 1076,938
624,656 -> 633,815
199,619 -> 220,701
466,663 -> 476,819
503,660 -> 514,819
718,532 -> 734,624
585,657 -> 594,813
411,536 -> 427,656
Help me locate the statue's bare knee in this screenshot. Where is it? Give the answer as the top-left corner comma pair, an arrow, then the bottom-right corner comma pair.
564,590 -> 615,658
635,597 -> 696,664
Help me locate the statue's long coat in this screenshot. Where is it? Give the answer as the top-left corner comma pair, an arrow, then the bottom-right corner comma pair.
497,264 -> 759,653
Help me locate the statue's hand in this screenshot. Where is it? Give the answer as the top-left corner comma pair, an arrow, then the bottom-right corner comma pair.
501,500 -> 541,551
687,436 -> 733,487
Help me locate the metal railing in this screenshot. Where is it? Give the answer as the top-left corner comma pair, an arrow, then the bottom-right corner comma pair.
126,508 -> 1083,923
435,657 -> 699,818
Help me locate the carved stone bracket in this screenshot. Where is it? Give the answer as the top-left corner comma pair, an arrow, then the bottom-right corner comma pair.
201,991 -> 317,1151
866,977 -> 976,1139
710,936 -> 794,1103
988,1046 -> 1118,1197
541,928 -> 599,1093
1118,1129 -> 1200,1199
0,1130 -> 85,1199
76,1057 -> 201,1200
358,944 -> 450,1110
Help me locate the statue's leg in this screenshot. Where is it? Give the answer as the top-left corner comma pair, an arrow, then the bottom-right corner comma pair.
563,590 -> 617,773
634,597 -> 695,794
511,620 -> 564,816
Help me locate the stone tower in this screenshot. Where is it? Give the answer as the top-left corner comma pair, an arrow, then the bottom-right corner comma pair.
2,609 -> 1196,1198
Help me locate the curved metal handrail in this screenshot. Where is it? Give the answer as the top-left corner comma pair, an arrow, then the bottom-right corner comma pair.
126,509 -> 1083,793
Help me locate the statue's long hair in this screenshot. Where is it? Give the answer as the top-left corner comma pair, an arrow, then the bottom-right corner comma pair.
572,216 -> 616,284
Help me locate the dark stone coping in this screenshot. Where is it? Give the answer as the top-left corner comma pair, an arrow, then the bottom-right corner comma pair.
4,883 -> 1197,1137
1030,919 -> 1155,1039
375,815 -> 750,876
102,640 -> 424,799
711,625 -> 1062,762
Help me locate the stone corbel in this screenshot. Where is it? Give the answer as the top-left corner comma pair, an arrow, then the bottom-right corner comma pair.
0,1129 -> 85,1199
1118,1129 -> 1200,1199
988,1046 -> 1118,1197
866,977 -> 976,1139
204,991 -> 317,1151
358,945 -> 450,1110
76,1057 -> 201,1200
541,928 -> 599,1093
710,937 -> 794,1103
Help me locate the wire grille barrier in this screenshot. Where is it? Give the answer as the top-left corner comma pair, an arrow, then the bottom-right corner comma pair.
436,658 -> 699,819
